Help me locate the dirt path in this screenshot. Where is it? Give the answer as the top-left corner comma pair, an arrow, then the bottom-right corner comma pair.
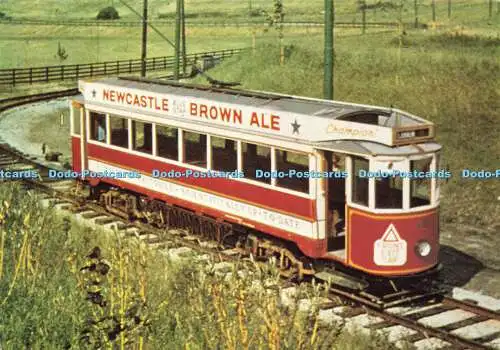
0,98 -> 71,165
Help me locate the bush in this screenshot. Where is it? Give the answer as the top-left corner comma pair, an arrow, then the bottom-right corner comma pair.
249,8 -> 264,17
96,6 -> 120,20
0,11 -> 12,20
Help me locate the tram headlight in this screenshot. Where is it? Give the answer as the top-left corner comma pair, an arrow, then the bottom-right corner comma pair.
415,241 -> 431,257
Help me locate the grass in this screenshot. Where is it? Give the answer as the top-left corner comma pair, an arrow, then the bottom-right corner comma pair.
0,0 -> 497,70
0,183 -> 410,349
0,24 -> 269,68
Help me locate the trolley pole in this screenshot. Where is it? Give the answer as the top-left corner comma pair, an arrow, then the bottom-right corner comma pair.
324,0 -> 334,100
140,0 -> 148,77
174,0 -> 181,80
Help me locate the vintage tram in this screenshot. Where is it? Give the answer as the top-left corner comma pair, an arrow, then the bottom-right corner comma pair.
70,76 -> 441,279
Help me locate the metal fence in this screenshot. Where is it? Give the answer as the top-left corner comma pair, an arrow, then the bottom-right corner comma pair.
0,48 -> 247,86
0,18 -> 400,28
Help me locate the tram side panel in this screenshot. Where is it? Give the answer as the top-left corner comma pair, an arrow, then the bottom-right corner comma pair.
83,142 -> 325,257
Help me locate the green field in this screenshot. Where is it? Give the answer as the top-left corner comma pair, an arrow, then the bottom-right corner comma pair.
0,0 -> 497,70
0,0 -> 498,26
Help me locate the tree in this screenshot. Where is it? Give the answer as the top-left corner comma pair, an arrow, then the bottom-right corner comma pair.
96,6 -> 120,20
56,42 -> 68,62
263,0 -> 285,65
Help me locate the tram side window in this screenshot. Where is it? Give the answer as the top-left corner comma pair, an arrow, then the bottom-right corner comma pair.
132,120 -> 152,154
71,106 -> 80,135
276,149 -> 309,193
242,142 -> 271,184
410,158 -> 432,207
211,136 -> 237,172
110,115 -> 129,149
376,177 -> 403,208
156,125 -> 178,161
90,112 -> 106,143
183,131 -> 207,168
352,157 -> 369,206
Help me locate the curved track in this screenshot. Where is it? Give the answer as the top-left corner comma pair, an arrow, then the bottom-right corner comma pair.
1,92 -> 500,350
0,89 -> 79,112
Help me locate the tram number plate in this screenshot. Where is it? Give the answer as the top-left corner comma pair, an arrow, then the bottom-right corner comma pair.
398,131 -> 415,139
374,224 -> 407,266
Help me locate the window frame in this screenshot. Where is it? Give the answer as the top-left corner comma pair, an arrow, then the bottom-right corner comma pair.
350,156 -> 370,207
70,104 -> 81,136
88,111 -> 107,143
210,135 -> 238,173
240,140 -> 273,185
131,119 -> 153,154
182,129 -> 207,168
275,148 -> 310,194
409,156 -> 433,208
155,123 -> 179,161
109,114 -> 130,149
347,153 -> 439,213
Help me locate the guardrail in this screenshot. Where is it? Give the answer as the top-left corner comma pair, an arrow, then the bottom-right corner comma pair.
0,48 -> 247,86
0,18 -> 400,28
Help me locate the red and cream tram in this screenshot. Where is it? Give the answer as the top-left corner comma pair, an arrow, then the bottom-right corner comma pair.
70,77 -> 441,277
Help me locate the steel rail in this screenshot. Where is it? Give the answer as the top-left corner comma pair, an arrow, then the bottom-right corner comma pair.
0,89 -> 79,112
442,296 -> 500,321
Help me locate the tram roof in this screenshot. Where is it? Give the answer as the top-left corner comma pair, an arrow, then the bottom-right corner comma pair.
93,77 -> 428,126
77,77 -> 436,147
314,140 -> 441,156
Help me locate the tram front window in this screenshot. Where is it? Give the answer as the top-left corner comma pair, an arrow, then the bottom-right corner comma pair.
410,157 -> 432,207
376,177 -> 403,208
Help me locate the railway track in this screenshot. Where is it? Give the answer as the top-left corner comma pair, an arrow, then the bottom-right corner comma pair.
0,88 -> 79,112
332,290 -> 500,349
1,94 -> 500,349
0,18 -> 401,28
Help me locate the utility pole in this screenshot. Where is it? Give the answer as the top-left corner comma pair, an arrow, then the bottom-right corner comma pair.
141,0 -> 148,77
362,1 -> 366,35
448,0 -> 451,19
324,0 -> 334,100
174,0 -> 181,80
414,0 -> 419,28
489,0 -> 493,19
181,0 -> 187,75
432,0 -> 436,22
